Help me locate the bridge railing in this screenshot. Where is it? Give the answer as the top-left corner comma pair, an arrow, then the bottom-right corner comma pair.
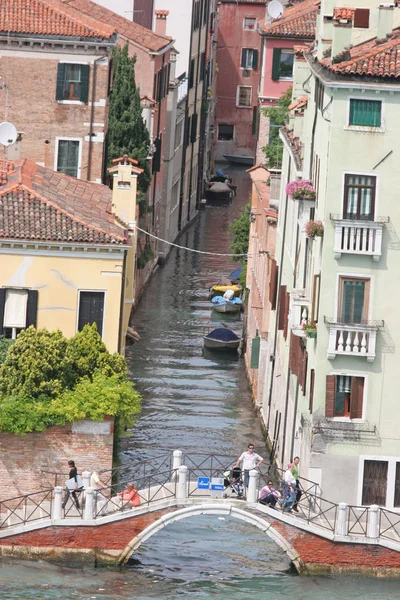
379,508 -> 400,543
0,488 -> 54,529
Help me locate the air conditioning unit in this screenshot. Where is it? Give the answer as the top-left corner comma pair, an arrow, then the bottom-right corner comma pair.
242,69 -> 251,78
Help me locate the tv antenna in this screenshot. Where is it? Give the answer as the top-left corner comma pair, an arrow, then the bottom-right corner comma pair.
267,1 -> 284,20
0,121 -> 17,147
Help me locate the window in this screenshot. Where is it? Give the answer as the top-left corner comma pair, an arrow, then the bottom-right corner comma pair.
190,113 -> 198,144
218,124 -> 234,141
57,139 -> 80,178
174,118 -> 184,150
354,8 -> 370,28
362,460 -> 388,506
171,179 -> 180,212
394,463 -> 400,508
189,58 -> 195,89
315,79 -> 325,111
338,277 -> 370,324
343,175 -> 376,220
271,49 -> 294,81
0,288 -> 38,339
78,291 -> 105,337
56,64 -> 89,103
325,374 -> 364,418
193,0 -> 201,30
349,99 -> 382,127
244,17 -> 256,30
237,85 -> 252,107
241,48 -> 258,70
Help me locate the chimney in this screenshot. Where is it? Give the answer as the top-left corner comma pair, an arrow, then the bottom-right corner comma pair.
331,22 -> 353,60
154,10 -> 169,37
377,3 -> 394,40
109,155 -> 143,229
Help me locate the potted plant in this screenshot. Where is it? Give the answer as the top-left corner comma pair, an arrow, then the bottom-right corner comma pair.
304,220 -> 324,240
248,23 -> 255,29
285,179 -> 316,200
302,320 -> 317,339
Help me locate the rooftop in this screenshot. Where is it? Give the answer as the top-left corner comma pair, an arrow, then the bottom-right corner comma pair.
0,159 -> 128,246
259,0 -> 319,39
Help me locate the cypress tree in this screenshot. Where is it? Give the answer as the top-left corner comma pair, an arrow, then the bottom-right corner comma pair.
107,44 -> 151,192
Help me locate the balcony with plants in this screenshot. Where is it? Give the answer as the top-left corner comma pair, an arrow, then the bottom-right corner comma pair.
290,292 -> 311,337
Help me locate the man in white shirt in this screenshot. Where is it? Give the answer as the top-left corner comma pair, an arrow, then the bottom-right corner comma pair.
234,443 -> 264,489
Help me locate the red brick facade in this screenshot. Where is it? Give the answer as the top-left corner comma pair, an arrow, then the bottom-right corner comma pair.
0,418 -> 114,499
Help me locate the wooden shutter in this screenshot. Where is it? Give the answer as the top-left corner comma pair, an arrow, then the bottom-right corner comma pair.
152,134 -> 162,173
252,49 -> 258,70
184,116 -> 191,148
277,285 -> 287,330
283,292 -> 290,340
80,65 -> 90,103
325,375 -> 335,418
26,290 -> 38,328
289,333 -> 297,374
311,273 -> 320,323
350,377 -> 364,419
250,334 -> 260,369
300,349 -> 308,395
271,48 -> 281,81
269,261 -> 278,310
0,288 -> 6,335
251,106 -> 258,136
78,292 -> 104,337
241,48 -> 247,68
309,369 -> 315,412
56,63 -> 66,100
354,8 -> 369,28
191,113 -> 198,143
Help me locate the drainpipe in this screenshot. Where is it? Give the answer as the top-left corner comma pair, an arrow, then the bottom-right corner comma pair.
87,56 -> 104,182
266,160 -> 292,438
290,380 -> 300,461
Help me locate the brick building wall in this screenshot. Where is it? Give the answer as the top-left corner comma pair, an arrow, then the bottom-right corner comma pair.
0,50 -> 110,183
0,418 -> 114,499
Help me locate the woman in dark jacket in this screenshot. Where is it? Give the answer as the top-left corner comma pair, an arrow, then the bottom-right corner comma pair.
61,460 -> 82,510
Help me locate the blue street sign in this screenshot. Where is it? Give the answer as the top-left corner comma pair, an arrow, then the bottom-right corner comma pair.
211,483 -> 224,491
211,477 -> 224,491
198,477 -> 210,490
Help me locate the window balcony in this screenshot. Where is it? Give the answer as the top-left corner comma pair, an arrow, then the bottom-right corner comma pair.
290,292 -> 310,337
324,317 -> 384,362
330,215 -> 389,262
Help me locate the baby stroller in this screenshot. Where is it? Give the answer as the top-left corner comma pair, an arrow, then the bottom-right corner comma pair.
223,467 -> 244,498
279,481 -> 297,512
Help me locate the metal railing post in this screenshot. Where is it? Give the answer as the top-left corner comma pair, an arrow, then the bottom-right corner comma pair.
367,504 -> 379,539
177,466 -> 188,501
247,469 -> 259,504
336,502 -> 348,536
53,486 -> 63,520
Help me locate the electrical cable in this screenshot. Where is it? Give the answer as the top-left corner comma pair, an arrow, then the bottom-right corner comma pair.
135,225 -> 250,257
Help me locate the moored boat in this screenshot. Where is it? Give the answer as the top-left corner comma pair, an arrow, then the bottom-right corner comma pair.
210,284 -> 242,297
203,328 -> 241,351
223,154 -> 254,166
211,296 -> 242,314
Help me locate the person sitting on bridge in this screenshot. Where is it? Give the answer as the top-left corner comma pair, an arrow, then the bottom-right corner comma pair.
259,480 -> 281,508
119,483 -> 141,508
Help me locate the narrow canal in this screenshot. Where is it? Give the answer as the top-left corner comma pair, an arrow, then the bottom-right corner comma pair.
2,166 -> 399,598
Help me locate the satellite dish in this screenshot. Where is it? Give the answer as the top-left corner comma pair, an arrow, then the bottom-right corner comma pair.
0,122 -> 18,147
268,0 -> 284,20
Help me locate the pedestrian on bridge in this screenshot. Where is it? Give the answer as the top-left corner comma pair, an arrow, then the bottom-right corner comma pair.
61,460 -> 83,510
233,444 -> 264,490
292,456 -> 302,513
259,480 -> 281,508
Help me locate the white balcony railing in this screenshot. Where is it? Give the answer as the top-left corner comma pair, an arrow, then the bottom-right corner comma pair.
330,216 -> 389,262
324,317 -> 384,362
290,293 -> 310,337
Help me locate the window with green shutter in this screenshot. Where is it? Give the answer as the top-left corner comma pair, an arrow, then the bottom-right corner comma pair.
338,277 -> 369,324
56,63 -> 90,103
272,49 -> 294,81
349,99 -> 381,127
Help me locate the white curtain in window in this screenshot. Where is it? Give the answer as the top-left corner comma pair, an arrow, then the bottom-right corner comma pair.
4,289 -> 28,328
337,375 -> 351,394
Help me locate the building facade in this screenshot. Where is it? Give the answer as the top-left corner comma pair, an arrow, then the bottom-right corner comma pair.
257,0 -> 400,508
0,155 -> 142,355
214,0 -> 265,163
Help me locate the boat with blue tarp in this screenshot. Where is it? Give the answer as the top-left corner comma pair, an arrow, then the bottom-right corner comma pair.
211,295 -> 242,314
203,327 -> 241,351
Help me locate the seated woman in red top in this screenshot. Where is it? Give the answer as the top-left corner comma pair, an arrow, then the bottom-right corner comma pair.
119,482 -> 140,507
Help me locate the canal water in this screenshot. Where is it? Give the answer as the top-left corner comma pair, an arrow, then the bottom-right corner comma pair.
1,166 -> 399,598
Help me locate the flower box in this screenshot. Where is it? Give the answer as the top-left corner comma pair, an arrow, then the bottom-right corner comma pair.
304,220 -> 324,240
286,179 -> 316,201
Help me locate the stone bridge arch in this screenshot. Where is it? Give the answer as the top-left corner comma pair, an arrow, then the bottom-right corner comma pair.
118,503 -> 304,572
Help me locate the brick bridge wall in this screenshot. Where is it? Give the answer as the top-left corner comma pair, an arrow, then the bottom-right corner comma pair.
1,507 -> 400,574
0,418 -> 114,499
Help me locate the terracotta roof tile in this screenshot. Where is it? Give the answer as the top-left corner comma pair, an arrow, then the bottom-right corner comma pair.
333,7 -> 355,23
259,0 -> 319,39
0,0 -> 115,39
289,95 -> 308,110
321,29 -> 400,78
63,0 -> 171,52
0,159 -> 128,245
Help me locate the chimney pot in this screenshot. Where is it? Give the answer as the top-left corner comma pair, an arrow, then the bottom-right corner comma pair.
154,10 -> 169,37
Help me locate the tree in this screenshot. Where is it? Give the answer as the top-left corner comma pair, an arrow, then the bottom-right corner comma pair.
261,87 -> 292,168
229,204 -> 251,286
0,336 -> 14,364
107,44 -> 151,192
0,325 -> 141,435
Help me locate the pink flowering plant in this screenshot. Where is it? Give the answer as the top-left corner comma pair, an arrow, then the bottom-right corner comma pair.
304,219 -> 324,239
285,179 -> 316,200
302,320 -> 317,338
